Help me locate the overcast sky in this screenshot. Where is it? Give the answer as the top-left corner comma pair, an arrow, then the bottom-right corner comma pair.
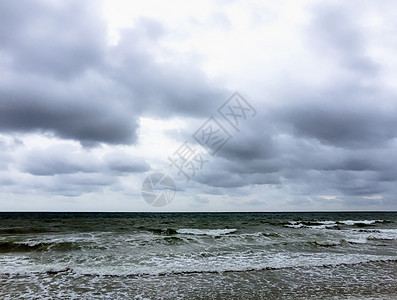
1,0 -> 397,211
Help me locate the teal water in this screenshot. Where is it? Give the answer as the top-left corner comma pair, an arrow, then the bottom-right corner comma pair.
0,212 -> 396,299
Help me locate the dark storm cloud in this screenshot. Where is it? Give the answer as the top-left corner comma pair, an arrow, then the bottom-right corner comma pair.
187,92 -> 397,198
217,121 -> 276,161
107,25 -> 225,118
166,77 -> 397,199
273,88 -> 397,149
190,1 -> 397,200
0,84 -> 139,146
0,0 -> 226,146
0,0 -> 105,79
0,0 -> 137,146
193,155 -> 282,189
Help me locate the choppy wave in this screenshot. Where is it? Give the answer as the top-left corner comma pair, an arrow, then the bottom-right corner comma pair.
284,219 -> 388,229
139,227 -> 238,236
306,240 -> 342,247
83,258 -> 397,277
144,227 -> 178,235
365,229 -> 397,241
176,228 -> 237,236
0,211 -> 396,295
338,220 -> 384,226
0,227 -> 50,235
285,221 -> 338,229
2,256 -> 396,277
0,241 -> 78,253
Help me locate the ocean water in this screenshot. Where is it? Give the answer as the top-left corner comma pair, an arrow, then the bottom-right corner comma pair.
0,212 -> 396,299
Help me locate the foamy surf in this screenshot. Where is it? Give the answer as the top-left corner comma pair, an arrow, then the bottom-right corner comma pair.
1,252 -> 396,277
176,228 -> 237,236
338,220 -> 384,226
284,219 -> 387,229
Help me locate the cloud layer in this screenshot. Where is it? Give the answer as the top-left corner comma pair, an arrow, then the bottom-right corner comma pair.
0,0 -> 396,211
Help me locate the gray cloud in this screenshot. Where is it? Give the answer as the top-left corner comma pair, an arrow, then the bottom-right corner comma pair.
0,0 -> 396,209
161,73 -> 397,200
0,0 -> 227,147
273,89 -> 397,149
0,137 -> 19,170
308,3 -> 378,75
104,151 -> 150,174
35,173 -> 117,197
107,25 -> 226,118
19,146 -> 100,176
0,0 -> 105,78
0,0 -> 136,146
18,145 -> 150,176
184,90 -> 397,199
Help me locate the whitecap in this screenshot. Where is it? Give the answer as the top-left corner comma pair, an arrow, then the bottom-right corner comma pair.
338,220 -> 382,226
176,228 -> 237,236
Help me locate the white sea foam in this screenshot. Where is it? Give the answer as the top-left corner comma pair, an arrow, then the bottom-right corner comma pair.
176,228 -> 237,236
346,237 -> 368,244
309,224 -> 338,229
338,220 -> 382,226
285,221 -> 337,229
1,249 -> 395,277
285,224 -> 304,228
363,229 -> 397,241
376,228 -> 397,239
285,219 -> 385,229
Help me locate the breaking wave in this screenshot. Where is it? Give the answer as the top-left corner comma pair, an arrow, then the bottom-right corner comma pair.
0,241 -> 78,253
176,228 -> 237,236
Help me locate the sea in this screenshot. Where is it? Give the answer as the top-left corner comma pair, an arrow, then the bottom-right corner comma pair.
0,212 -> 396,299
